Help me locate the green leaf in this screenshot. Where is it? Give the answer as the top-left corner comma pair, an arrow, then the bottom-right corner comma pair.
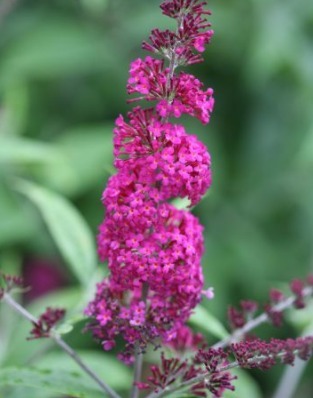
2,80 -> 30,136
0,368 -> 107,398
38,125 -> 114,196
0,182 -> 35,246
0,17 -> 114,84
1,386 -> 56,398
287,299 -> 313,331
0,137 -> 61,165
223,368 -> 262,398
81,0 -> 109,14
189,305 -> 229,340
171,192 -> 210,211
14,180 -> 97,285
36,351 -> 132,389
171,197 -> 191,210
296,126 -> 313,169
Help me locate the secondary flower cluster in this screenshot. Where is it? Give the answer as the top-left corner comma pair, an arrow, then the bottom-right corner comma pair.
143,0 -> 214,65
136,349 -> 236,397
134,277 -> 313,396
232,336 -> 313,370
228,276 -> 313,330
0,273 -> 24,299
29,307 -> 66,339
140,335 -> 313,397
86,0 -> 215,361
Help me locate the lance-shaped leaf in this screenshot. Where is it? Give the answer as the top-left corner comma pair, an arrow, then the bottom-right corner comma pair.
14,180 -> 97,286
0,368 -> 106,398
189,304 -> 229,340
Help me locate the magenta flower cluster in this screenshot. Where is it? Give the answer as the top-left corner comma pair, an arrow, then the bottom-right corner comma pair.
86,0 -> 215,360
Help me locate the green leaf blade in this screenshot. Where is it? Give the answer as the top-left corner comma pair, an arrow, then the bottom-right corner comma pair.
0,367 -> 107,398
15,180 -> 97,285
189,304 -> 230,340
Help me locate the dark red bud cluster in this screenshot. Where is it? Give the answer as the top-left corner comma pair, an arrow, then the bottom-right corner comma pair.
143,330 -> 313,397
290,279 -> 305,309
232,336 -> 313,370
160,0 -> 212,19
29,307 -> 65,339
143,0 -> 214,66
264,303 -> 284,328
228,300 -> 258,330
0,273 -> 24,299
228,276 -> 313,332
148,353 -> 188,389
144,349 -> 236,397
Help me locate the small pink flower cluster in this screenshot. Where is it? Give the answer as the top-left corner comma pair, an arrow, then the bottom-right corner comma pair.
127,58 -> 214,124
86,0 -> 214,360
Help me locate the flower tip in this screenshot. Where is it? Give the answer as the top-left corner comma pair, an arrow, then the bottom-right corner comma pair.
202,287 -> 214,300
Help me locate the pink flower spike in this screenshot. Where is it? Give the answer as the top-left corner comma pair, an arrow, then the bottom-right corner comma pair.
85,0 -> 215,361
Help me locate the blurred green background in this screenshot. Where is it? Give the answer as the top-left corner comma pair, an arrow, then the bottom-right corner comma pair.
0,0 -> 313,397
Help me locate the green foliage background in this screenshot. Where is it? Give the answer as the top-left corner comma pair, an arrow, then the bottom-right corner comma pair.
0,0 -> 313,397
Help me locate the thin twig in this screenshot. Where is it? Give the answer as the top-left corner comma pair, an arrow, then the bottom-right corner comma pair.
3,292 -> 121,398
130,348 -> 144,398
130,283 -> 150,398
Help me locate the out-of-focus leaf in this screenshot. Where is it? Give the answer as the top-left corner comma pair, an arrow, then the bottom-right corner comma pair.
223,368 -> 262,398
287,299 -> 313,331
0,368 -> 105,398
36,351 -> 132,389
2,80 -> 29,136
54,323 -> 74,335
0,182 -> 35,246
81,0 -> 109,14
245,3 -> 301,83
26,288 -> 82,317
0,18 -> 114,84
189,305 -> 229,340
38,125 -> 114,196
171,192 -> 210,210
14,180 -> 97,285
0,137 -> 61,165
296,126 -> 313,169
171,197 -> 191,210
2,386 -> 55,398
